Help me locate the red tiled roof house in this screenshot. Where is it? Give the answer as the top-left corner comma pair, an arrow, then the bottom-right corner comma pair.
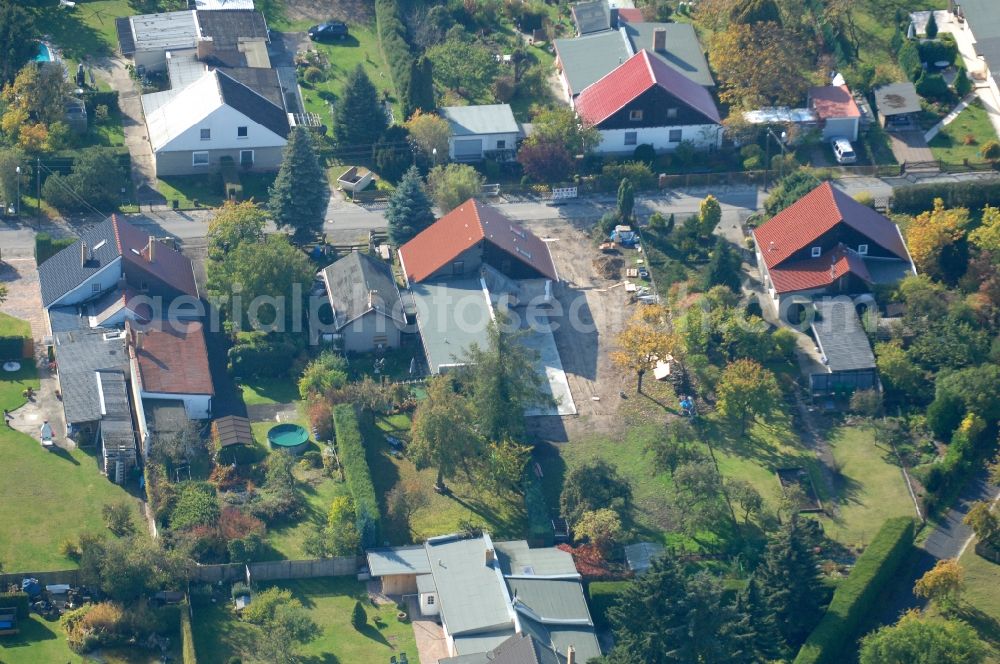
126,319 -> 214,421
573,49 -> 722,155
752,182 -> 916,315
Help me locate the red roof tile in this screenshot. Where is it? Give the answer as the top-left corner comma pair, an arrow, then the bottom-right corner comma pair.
129,320 -> 214,396
753,182 -> 909,272
574,49 -> 721,127
768,244 -> 872,293
114,216 -> 199,298
616,8 -> 644,23
809,85 -> 861,120
398,199 -> 558,283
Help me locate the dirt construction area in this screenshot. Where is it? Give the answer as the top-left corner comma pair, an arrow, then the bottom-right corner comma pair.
515,216 -> 637,443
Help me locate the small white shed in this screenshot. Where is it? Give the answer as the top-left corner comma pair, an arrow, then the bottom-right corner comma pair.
441,104 -> 522,161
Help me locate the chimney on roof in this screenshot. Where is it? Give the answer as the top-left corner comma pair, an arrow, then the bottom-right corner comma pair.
147,236 -> 156,262
485,546 -> 495,566
196,36 -> 215,61
653,27 -> 667,52
81,241 -> 89,266
135,330 -> 143,350
368,289 -> 377,310
567,645 -> 576,664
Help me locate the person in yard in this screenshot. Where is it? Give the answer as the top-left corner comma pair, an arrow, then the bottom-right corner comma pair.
3,409 -> 11,426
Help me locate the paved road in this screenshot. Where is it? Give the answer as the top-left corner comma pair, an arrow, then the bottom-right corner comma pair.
874,470 -> 999,628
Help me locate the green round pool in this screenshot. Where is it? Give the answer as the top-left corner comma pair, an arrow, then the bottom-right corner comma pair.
267,423 -> 309,455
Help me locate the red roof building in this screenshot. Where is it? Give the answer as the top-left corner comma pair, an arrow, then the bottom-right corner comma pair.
398,199 -> 558,284
127,319 -> 214,419
753,182 -> 914,300
573,50 -> 721,155
615,7 -> 644,24
808,85 -> 862,141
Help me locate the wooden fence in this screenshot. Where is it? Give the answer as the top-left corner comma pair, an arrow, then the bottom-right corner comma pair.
189,556 -> 360,584
0,569 -> 80,589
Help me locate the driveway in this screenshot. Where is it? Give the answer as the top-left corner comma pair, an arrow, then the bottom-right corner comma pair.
888,131 -> 938,170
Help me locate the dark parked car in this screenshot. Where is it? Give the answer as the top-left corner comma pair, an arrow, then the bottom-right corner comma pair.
308,22 -> 349,41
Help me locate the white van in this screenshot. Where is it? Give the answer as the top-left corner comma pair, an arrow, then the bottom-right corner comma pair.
831,137 -> 857,164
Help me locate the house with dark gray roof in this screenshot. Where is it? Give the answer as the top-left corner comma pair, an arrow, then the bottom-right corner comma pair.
39,216 -> 200,328
808,299 -> 877,395
319,252 -> 406,353
142,68 -> 290,176
441,104 -> 523,162
571,0 -> 611,35
367,533 -> 600,663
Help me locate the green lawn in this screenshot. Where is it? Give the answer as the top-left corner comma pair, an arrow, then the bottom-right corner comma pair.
298,24 -> 397,130
0,315 -> 141,571
957,548 -> 1000,661
929,100 -> 999,164
240,374 -> 301,406
267,462 -> 349,559
191,577 -> 417,663
813,425 -> 916,548
368,414 -> 527,543
156,174 -> 226,209
30,0 -> 135,61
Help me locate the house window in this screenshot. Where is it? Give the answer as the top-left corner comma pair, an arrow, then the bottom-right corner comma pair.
452,260 -> 465,275
139,281 -> 148,292
240,150 -> 254,168
668,129 -> 682,142
857,244 -> 869,255
373,336 -> 388,346
237,126 -> 248,138
624,131 -> 637,146
426,595 -> 435,605
200,128 -> 211,141
496,139 -> 506,149
811,246 -> 822,258
192,151 -> 209,167
667,107 -> 678,119
629,109 -> 644,121
92,283 -> 101,293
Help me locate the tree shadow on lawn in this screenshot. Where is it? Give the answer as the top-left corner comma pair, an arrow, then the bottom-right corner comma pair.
956,605 -> 1000,652
301,654 -> 341,664
32,5 -> 113,60
447,491 -> 525,539
531,441 -> 566,513
49,444 -> 81,466
358,623 -> 391,646
701,415 -> 803,471
0,614 -> 60,648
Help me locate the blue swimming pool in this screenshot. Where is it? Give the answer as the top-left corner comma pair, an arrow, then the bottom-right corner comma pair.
35,42 -> 52,62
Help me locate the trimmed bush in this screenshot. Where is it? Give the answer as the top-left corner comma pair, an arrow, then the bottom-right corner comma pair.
794,517 -> 916,664
180,602 -> 197,664
0,336 -> 26,359
333,404 -> 381,547
523,469 -> 554,547
35,232 -> 76,265
0,591 -> 29,619
892,180 -> 1000,214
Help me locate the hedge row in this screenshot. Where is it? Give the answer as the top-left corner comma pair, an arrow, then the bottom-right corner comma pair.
794,517 -> 916,664
921,415 -> 987,515
892,179 -> 1000,214
523,469 -> 554,547
333,404 -> 381,548
0,336 -> 27,359
35,232 -> 77,265
0,591 -> 30,619
180,602 -> 197,664
374,0 -> 432,119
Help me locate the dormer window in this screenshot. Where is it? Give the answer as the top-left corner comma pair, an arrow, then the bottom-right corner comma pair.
857,244 -> 868,255
629,109 -> 643,121
811,246 -> 822,258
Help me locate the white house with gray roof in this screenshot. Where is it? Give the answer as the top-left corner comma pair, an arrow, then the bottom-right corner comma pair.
366,533 -> 601,663
441,104 -> 523,161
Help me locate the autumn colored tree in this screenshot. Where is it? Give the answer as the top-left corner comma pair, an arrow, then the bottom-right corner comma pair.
426,163 -> 484,213
914,559 -> 965,611
406,110 -> 450,162
708,22 -> 807,109
964,501 -> 1000,548
969,205 -> 1000,253
529,106 -> 600,156
207,200 -> 268,260
716,358 -> 781,437
574,508 -> 624,555
905,198 -> 971,283
410,376 -> 483,490
860,610 -> 986,664
699,194 -> 722,237
611,304 -> 678,393
518,139 -> 574,183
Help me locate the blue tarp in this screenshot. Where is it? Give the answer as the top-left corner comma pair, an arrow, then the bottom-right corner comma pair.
21,578 -> 40,597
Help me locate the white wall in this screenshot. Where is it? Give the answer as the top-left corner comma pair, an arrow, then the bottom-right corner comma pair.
140,391 -> 212,420
595,124 -> 722,154
159,104 -> 286,153
448,131 -> 520,160
822,117 -> 859,141
47,258 -> 123,309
